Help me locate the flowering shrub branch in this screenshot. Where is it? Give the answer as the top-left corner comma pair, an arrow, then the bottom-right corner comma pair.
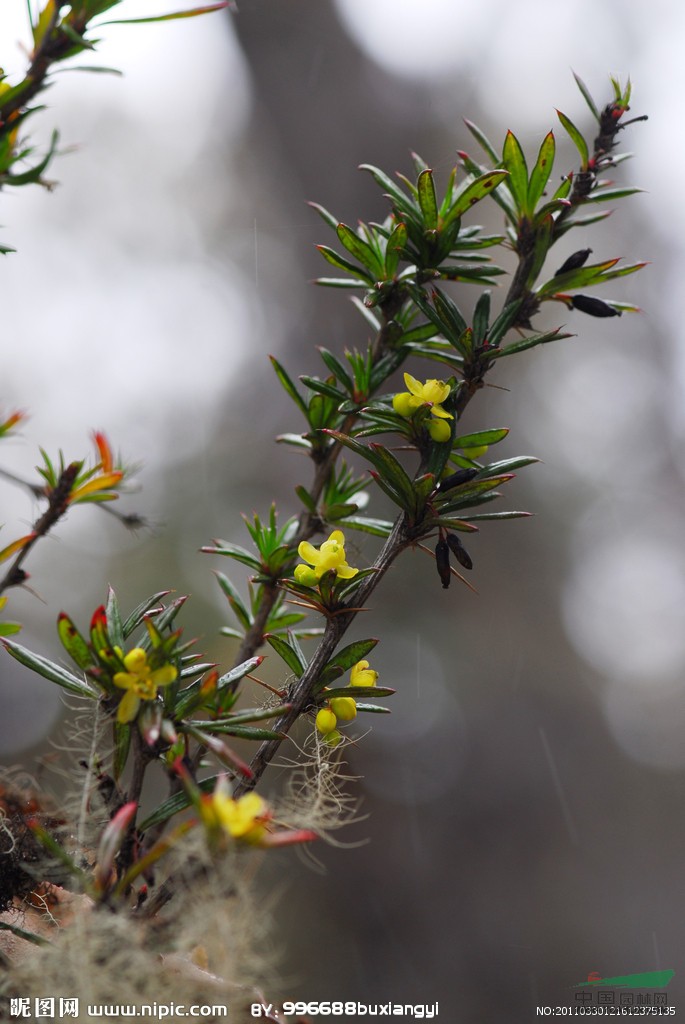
0,7 -> 647,1010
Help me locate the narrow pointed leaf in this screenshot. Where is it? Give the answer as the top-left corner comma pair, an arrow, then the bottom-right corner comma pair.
270,356 -> 308,418
417,169 -> 438,230
527,131 -> 556,211
502,131 -> 529,215
105,586 -> 124,650
265,633 -> 306,677
2,639 -> 96,698
316,244 -> 374,283
573,71 -> 600,122
336,223 -> 382,277
121,591 -> 171,638
556,110 -> 589,168
443,170 -> 508,227
463,119 -> 499,164
488,329 -> 573,359
57,613 -> 93,670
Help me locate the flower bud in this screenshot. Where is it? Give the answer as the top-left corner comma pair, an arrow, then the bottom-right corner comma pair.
435,538 -> 451,589
571,294 -> 621,317
316,708 -> 337,735
554,248 -> 592,277
439,467 -> 478,492
427,418 -> 451,443
330,696 -> 357,721
446,533 -> 473,571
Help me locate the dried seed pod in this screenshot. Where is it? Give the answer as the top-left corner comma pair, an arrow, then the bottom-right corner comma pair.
446,533 -> 473,571
554,248 -> 592,277
571,294 -> 621,317
438,467 -> 478,493
435,538 -> 451,589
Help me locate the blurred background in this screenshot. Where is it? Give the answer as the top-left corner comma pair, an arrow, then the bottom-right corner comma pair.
0,0 -> 683,1016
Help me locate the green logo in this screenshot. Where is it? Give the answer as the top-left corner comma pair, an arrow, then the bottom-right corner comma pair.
576,970 -> 675,989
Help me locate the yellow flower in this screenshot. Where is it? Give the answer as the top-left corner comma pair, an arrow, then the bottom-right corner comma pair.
210,785 -> 270,844
350,659 -> 378,688
393,373 -> 453,419
392,373 -> 454,442
294,529 -> 359,585
316,708 -> 337,735
113,647 -> 178,724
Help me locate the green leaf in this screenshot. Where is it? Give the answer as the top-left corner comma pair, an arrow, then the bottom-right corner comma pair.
121,591 -> 171,639
2,639 -> 97,698
385,220 -> 407,279
316,244 -> 374,283
276,433 -> 312,451
329,637 -> 378,673
323,685 -> 394,700
368,444 -> 417,510
472,290 -> 491,347
99,4 -> 228,26
453,428 -> 509,448
462,510 -> 533,522
502,131 -> 529,216
265,633 -> 306,677
139,776 -> 220,832
269,356 -> 308,419
340,515 -> 393,537
106,586 -> 124,651
527,131 -> 556,211
462,119 -> 500,164
488,300 -> 523,346
488,328 -> 573,359
556,109 -> 589,169
308,201 -> 339,230
202,541 -> 261,572
214,572 -> 251,630
57,612 -> 93,670
295,485 -> 317,514
573,70 -> 600,122
417,169 -> 438,230
300,375 -> 346,403
336,223 -> 383,277
443,170 -> 509,227
477,456 -> 539,477
315,277 -> 371,290
358,164 -> 418,220
318,347 -> 354,393
582,187 -> 644,204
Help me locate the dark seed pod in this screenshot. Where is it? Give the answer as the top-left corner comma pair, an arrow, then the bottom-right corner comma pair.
554,248 -> 592,277
571,294 -> 621,318
446,533 -> 473,571
438,467 -> 478,493
435,539 -> 451,589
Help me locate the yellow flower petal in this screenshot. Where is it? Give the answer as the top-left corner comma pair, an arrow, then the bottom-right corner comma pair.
350,660 -> 378,687
403,372 -> 424,397
117,689 -> 140,724
151,664 -> 178,687
297,540 -> 321,566
422,379 -> 450,404
335,565 -> 359,579
430,403 -> 453,420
